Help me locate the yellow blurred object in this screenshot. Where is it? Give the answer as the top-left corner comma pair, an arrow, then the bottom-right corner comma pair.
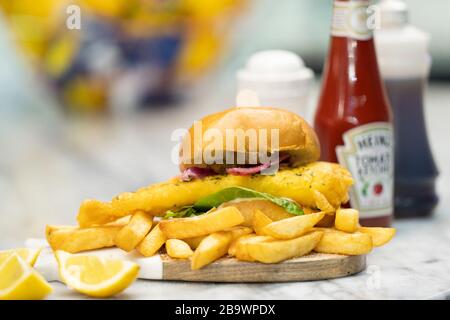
63,77 -> 107,113
0,0 -> 247,111
178,27 -> 221,77
178,0 -> 246,77
0,0 -> 64,59
6,0 -> 60,16
0,248 -> 42,267
55,250 -> 139,298
80,0 -> 131,18
45,34 -> 79,77
182,0 -> 244,19
0,254 -> 52,300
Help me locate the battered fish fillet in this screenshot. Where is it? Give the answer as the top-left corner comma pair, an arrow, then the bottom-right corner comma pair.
77,162 -> 353,227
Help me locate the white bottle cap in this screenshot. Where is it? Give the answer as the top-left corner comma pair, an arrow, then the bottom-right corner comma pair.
375,0 -> 431,79
379,0 -> 409,28
237,50 -> 314,117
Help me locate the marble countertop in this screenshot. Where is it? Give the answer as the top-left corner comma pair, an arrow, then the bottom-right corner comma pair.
1,82 -> 450,300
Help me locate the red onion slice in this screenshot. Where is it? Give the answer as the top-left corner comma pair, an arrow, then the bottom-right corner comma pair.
181,167 -> 215,181
225,162 -> 271,176
181,154 -> 290,180
225,153 -> 290,176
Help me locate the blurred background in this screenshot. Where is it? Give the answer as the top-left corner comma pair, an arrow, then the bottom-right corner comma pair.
0,0 -> 449,247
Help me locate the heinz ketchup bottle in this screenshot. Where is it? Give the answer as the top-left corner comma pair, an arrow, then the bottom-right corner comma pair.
314,0 -> 394,227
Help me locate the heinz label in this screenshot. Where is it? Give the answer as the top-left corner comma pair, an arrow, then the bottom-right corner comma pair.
331,0 -> 373,40
336,122 -> 394,218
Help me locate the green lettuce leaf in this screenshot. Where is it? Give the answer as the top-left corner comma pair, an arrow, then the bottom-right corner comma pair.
163,206 -> 199,219
164,186 -> 304,219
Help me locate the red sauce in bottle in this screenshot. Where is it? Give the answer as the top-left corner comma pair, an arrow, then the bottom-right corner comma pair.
314,0 -> 393,227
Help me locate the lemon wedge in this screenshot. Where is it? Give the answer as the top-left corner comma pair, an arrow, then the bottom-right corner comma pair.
0,248 -> 42,266
0,254 -> 52,300
55,251 -> 139,298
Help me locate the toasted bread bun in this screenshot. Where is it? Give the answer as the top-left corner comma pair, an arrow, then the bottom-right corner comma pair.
179,107 -> 320,172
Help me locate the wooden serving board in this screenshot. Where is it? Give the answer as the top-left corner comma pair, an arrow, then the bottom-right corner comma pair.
160,253 -> 366,282
28,240 -> 366,283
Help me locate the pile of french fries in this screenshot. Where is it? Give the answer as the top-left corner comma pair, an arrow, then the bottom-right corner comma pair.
46,204 -> 395,270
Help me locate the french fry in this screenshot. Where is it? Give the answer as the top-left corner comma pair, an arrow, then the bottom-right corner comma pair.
105,215 -> 132,226
228,234 -> 254,257
312,190 -> 335,213
46,225 -> 77,249
191,226 -> 252,269
136,224 -> 167,257
314,228 -> 373,255
220,199 -> 293,227
46,225 -> 122,253
262,211 -> 325,239
115,211 -> 153,252
166,239 -> 193,259
46,225 -> 76,235
225,226 -> 253,239
183,225 -> 251,251
183,236 -> 207,250
252,210 -> 273,235
191,232 -> 231,270
159,207 -> 244,239
335,208 -> 359,233
232,235 -> 273,262
359,227 -> 396,247
245,231 -> 323,263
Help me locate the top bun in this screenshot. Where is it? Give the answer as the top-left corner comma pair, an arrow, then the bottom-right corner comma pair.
179,107 -> 320,172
